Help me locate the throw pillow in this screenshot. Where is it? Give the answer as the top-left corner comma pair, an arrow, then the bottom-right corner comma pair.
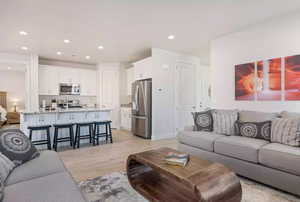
271,118 -> 300,147
235,121 -> 271,141
212,109 -> 238,135
0,153 -> 15,201
191,110 -> 213,131
0,129 -> 40,166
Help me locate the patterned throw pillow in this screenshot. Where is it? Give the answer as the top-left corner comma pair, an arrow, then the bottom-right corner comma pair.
235,121 -> 271,141
0,129 -> 40,166
271,118 -> 300,147
192,110 -> 213,131
0,153 -> 15,201
212,109 -> 238,135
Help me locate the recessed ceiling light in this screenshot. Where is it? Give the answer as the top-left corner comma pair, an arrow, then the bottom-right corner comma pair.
168,35 -> 175,40
21,46 -> 28,50
7,67 -> 11,70
98,46 -> 104,50
57,51 -> 62,55
85,56 -> 91,60
19,31 -> 28,36
64,39 -> 70,43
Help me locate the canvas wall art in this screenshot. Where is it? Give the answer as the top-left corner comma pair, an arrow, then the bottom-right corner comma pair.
285,54 -> 300,100
235,62 -> 255,100
256,58 -> 282,101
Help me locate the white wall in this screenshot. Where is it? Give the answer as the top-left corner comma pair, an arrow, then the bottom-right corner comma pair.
211,12 -> 300,112
0,70 -> 26,112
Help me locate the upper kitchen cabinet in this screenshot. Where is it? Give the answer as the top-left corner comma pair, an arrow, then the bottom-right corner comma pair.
58,67 -> 80,84
80,69 -> 97,96
133,57 -> 152,80
39,65 -> 59,95
126,67 -> 134,95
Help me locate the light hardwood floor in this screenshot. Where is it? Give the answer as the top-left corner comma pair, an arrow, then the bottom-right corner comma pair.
59,130 -> 178,182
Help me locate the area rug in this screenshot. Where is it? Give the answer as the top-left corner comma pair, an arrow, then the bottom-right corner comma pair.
79,172 -> 300,202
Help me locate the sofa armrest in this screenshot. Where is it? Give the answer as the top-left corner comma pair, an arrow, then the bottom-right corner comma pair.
184,125 -> 194,131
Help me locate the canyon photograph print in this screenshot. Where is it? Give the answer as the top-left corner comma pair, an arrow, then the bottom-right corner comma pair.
285,54 -> 300,100
235,62 -> 255,100
256,58 -> 282,101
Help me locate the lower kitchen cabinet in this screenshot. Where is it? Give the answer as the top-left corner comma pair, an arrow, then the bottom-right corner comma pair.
120,107 -> 132,131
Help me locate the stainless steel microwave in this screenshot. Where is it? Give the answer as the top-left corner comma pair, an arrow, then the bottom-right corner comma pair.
59,83 -> 81,95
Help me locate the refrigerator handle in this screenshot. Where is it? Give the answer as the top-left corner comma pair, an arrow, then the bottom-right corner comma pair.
132,83 -> 139,112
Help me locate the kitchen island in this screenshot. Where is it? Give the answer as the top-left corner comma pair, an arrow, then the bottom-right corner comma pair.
20,108 -> 112,149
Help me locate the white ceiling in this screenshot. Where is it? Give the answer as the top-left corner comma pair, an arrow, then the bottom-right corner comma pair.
1,0 -> 300,64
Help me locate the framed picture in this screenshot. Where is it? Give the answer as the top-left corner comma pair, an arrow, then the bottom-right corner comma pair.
235,62 -> 255,100
285,54 -> 300,100
256,58 -> 282,101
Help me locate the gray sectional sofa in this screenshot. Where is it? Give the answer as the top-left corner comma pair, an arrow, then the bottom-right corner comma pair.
4,150 -> 87,202
178,110 -> 300,197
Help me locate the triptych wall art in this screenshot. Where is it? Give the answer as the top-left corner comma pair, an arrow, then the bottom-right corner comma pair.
235,54 -> 300,101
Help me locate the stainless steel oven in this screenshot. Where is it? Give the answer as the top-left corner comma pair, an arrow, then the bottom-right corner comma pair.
59,83 -> 81,95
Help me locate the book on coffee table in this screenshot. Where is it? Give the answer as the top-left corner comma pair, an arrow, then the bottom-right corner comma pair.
164,152 -> 189,167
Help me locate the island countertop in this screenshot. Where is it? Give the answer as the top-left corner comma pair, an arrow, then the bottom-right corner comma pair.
20,107 -> 112,115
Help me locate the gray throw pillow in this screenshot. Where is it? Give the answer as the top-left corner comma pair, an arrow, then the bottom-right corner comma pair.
212,109 -> 238,135
235,121 -> 271,141
271,118 -> 300,147
0,129 -> 40,166
191,110 -> 213,131
0,153 -> 15,201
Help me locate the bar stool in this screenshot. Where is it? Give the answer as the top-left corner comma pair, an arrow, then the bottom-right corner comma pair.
53,123 -> 74,151
28,125 -> 52,150
93,121 -> 113,145
74,122 -> 94,148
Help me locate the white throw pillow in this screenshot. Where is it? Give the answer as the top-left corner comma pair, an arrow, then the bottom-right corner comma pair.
212,109 -> 238,135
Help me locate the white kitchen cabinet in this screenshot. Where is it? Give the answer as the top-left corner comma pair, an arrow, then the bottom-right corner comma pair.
80,69 -> 97,96
133,57 -> 152,80
39,65 -> 97,96
121,107 -> 131,130
58,67 -> 80,84
126,68 -> 134,96
38,65 -> 59,95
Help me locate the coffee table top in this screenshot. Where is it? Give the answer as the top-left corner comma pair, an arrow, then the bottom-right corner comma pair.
127,147 -> 242,202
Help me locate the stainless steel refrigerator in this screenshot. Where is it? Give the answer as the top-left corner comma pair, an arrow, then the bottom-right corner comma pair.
132,79 -> 152,139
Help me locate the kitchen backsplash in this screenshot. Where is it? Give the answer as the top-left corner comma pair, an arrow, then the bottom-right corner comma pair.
39,95 -> 97,108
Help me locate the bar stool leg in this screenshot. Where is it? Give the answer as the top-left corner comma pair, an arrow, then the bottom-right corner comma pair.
29,129 -> 33,141
46,128 -> 51,150
93,124 -> 96,146
77,125 -> 80,149
109,122 -> 113,143
69,127 -> 73,147
105,124 -> 108,143
89,125 -> 93,143
97,125 -> 100,145
53,128 -> 58,152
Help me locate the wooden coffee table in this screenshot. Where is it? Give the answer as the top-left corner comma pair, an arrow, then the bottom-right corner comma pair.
127,147 -> 242,202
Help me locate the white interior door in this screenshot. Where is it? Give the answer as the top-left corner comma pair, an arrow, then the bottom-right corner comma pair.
175,62 -> 198,131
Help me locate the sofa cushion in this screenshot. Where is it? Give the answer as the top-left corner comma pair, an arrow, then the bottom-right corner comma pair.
212,109 -> 238,135
0,129 -> 39,166
214,136 -> 269,163
259,143 -> 300,176
192,110 -> 213,132
239,110 -> 278,122
177,131 -> 225,152
6,150 -> 66,186
4,172 -> 87,202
